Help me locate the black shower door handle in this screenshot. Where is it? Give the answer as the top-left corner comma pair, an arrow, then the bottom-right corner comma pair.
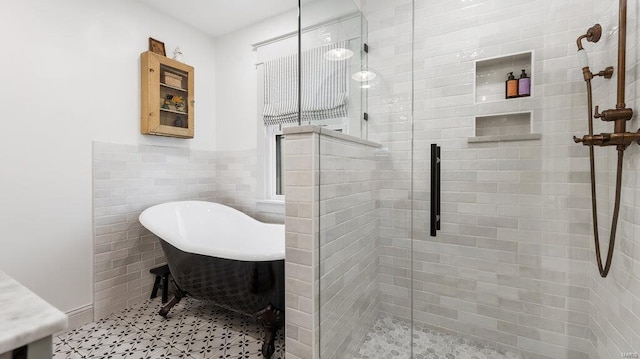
430,144 -> 441,237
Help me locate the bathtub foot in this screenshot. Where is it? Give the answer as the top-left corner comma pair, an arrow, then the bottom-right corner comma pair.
158,286 -> 185,318
262,330 -> 275,359
255,304 -> 284,358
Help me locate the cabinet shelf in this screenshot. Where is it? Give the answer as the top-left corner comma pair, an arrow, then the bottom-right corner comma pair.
160,107 -> 188,115
141,51 -> 194,139
160,83 -> 187,92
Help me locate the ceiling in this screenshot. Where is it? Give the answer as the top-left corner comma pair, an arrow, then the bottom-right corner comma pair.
138,0 -> 298,37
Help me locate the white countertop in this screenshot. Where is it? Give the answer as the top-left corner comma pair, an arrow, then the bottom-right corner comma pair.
0,271 -> 68,353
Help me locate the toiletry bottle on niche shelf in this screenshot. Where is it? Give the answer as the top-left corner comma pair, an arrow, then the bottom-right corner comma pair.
506,72 -> 518,99
518,69 -> 530,97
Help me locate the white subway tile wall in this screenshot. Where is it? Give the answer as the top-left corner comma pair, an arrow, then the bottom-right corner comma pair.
283,130 -> 319,359
318,134 -> 380,358
283,128 -> 380,358
365,0 -> 416,340
92,142 -> 281,320
363,0 -> 640,358
589,0 -> 640,356
475,113 -> 532,137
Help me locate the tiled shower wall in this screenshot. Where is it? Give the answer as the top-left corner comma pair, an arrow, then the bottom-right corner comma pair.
283,126 -> 380,358
362,0 -> 640,358
365,0 -> 415,325
92,142 -> 278,319
590,0 -> 640,358
283,129 -> 319,359
413,1 -> 596,357
318,131 -> 380,358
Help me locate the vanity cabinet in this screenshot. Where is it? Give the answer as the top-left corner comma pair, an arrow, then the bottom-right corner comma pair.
141,51 -> 194,138
0,271 -> 67,359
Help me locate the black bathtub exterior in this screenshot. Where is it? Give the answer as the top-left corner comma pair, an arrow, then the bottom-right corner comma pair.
158,239 -> 284,357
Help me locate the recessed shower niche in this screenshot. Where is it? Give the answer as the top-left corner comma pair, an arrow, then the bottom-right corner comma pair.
474,51 -> 533,103
468,111 -> 541,143
469,51 -> 539,143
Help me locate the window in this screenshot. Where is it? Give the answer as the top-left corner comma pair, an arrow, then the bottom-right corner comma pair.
265,120 -> 346,200
265,124 -> 291,200
259,42 -> 353,201
275,133 -> 285,195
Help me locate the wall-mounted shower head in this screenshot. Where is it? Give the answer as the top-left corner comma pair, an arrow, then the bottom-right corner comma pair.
586,24 -> 602,42
577,24 -> 602,50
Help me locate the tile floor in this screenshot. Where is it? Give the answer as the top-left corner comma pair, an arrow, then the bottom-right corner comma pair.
55,298 -> 520,359
356,315 -> 522,359
53,297 -> 284,359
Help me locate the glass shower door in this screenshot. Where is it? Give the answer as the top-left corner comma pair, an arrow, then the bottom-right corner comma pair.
299,0 -> 400,357
410,0 -> 603,358
311,0 -> 417,356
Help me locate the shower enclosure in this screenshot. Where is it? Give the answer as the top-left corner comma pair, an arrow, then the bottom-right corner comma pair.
287,0 -> 640,358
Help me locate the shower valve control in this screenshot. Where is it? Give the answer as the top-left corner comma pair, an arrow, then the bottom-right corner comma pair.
574,132 -> 640,147
594,106 -> 633,122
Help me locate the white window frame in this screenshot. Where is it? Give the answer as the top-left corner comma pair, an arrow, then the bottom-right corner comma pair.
265,123 -> 292,201
264,119 -> 348,201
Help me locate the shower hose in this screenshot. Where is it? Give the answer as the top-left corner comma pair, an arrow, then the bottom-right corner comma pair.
584,79 -> 623,278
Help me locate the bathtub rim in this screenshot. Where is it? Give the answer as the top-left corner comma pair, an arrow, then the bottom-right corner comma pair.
139,201 -> 285,261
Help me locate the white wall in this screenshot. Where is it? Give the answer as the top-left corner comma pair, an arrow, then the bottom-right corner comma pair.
0,0 -> 216,313
214,10 -> 297,152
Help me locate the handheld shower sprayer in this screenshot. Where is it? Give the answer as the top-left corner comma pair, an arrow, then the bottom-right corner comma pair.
575,24 -> 599,70
573,0 -> 639,278
575,24 -> 613,81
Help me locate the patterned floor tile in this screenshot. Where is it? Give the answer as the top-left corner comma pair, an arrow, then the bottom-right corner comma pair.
54,297 -> 283,358
148,320 -> 194,345
149,345 -> 195,358
113,301 -> 160,324
52,343 -> 77,358
54,297 -> 522,359
52,350 -> 86,359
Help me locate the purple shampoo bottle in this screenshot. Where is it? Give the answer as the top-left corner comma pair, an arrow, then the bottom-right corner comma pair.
518,69 -> 530,97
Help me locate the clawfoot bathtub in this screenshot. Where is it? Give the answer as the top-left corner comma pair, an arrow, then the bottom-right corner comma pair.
139,201 -> 285,358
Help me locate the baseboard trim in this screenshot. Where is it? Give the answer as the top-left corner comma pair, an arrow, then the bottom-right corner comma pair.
59,304 -> 94,334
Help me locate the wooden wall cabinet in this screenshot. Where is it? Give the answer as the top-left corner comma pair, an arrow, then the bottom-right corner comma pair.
141,51 -> 194,138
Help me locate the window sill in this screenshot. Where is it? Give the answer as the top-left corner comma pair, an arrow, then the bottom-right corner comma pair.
256,200 -> 285,215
